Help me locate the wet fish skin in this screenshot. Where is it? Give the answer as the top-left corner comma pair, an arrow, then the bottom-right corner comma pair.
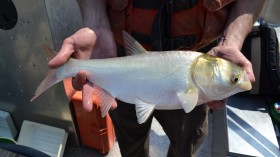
31,32 -> 251,124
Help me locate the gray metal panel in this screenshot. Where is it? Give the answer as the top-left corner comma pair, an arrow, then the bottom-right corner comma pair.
260,0 -> 280,24
195,108 -> 228,157
0,0 -> 83,146
227,96 -> 280,157
45,0 -> 83,51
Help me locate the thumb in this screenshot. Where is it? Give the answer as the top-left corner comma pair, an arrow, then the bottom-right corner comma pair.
82,81 -> 94,112
207,99 -> 227,109
242,60 -> 256,83
48,38 -> 75,69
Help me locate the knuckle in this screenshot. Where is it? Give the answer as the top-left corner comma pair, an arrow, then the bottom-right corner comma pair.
72,78 -> 83,91
63,37 -> 74,45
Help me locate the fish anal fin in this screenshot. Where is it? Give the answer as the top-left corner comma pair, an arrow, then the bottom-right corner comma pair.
122,31 -> 148,55
93,86 -> 116,117
177,87 -> 199,113
135,99 -> 155,124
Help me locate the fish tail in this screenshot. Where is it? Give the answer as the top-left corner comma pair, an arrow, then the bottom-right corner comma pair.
30,69 -> 64,102
30,45 -> 62,101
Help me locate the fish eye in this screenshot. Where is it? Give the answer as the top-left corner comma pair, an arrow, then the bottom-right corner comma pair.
231,76 -> 239,84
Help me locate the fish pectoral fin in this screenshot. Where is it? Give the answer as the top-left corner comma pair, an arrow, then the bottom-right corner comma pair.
177,87 -> 199,113
135,99 -> 156,124
93,86 -> 117,117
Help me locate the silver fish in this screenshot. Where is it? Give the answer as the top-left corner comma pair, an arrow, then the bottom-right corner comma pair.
31,32 -> 252,124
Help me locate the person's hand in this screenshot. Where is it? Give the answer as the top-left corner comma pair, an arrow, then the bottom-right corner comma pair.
206,39 -> 255,109
48,27 -> 117,111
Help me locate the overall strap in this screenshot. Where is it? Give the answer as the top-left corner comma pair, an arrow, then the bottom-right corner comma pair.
134,0 -> 198,12
151,0 -> 198,51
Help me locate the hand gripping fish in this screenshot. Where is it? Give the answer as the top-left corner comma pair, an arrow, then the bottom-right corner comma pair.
31,31 -> 252,124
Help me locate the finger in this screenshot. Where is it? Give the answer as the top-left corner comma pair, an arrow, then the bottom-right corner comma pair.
210,101 -> 224,109
245,68 -> 256,83
82,81 -> 94,112
72,71 -> 88,91
207,100 -> 226,109
207,101 -> 218,109
209,47 -> 256,83
206,48 -> 216,56
48,38 -> 75,69
110,100 -> 118,110
243,61 -> 256,83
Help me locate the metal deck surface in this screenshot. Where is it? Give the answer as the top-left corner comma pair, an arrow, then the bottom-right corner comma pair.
63,95 -> 280,157
63,114 -> 216,157
227,96 -> 280,157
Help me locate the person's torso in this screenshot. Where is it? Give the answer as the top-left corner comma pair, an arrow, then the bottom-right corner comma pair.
107,0 -> 236,51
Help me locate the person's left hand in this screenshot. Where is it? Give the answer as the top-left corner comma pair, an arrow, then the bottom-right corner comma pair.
48,27 -> 117,111
206,39 -> 255,109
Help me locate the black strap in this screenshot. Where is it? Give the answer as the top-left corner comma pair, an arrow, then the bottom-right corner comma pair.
134,0 -> 198,13
151,0 -> 198,51
260,24 -> 280,89
165,0 -> 199,14
133,0 -> 162,10
163,36 -> 196,50
242,23 -> 280,95
131,32 -> 151,45
151,2 -> 166,51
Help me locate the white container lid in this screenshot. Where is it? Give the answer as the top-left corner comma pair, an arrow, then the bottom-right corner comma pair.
0,110 -> 17,139
17,120 -> 68,157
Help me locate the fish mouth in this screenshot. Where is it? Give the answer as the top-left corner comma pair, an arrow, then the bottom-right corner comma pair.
237,70 -> 252,91
238,81 -> 252,91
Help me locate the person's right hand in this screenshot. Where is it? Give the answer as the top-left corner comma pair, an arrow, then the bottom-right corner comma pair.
206,37 -> 255,110
48,27 -> 117,111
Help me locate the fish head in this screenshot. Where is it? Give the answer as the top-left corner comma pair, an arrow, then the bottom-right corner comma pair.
192,54 -> 252,100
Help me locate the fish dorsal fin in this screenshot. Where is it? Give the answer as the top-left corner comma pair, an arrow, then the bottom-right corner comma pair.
93,86 -> 117,117
135,99 -> 155,124
177,87 -> 199,113
122,31 -> 147,55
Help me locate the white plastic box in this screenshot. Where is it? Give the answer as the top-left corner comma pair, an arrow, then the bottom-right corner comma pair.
0,110 -> 17,139
17,120 -> 68,157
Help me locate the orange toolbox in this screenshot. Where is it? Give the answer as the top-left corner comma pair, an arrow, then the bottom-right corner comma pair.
64,79 -> 116,154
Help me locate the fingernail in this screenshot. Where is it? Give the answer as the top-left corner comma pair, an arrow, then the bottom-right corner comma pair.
83,100 -> 93,112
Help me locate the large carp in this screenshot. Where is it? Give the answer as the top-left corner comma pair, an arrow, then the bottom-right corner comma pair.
31,32 -> 251,124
